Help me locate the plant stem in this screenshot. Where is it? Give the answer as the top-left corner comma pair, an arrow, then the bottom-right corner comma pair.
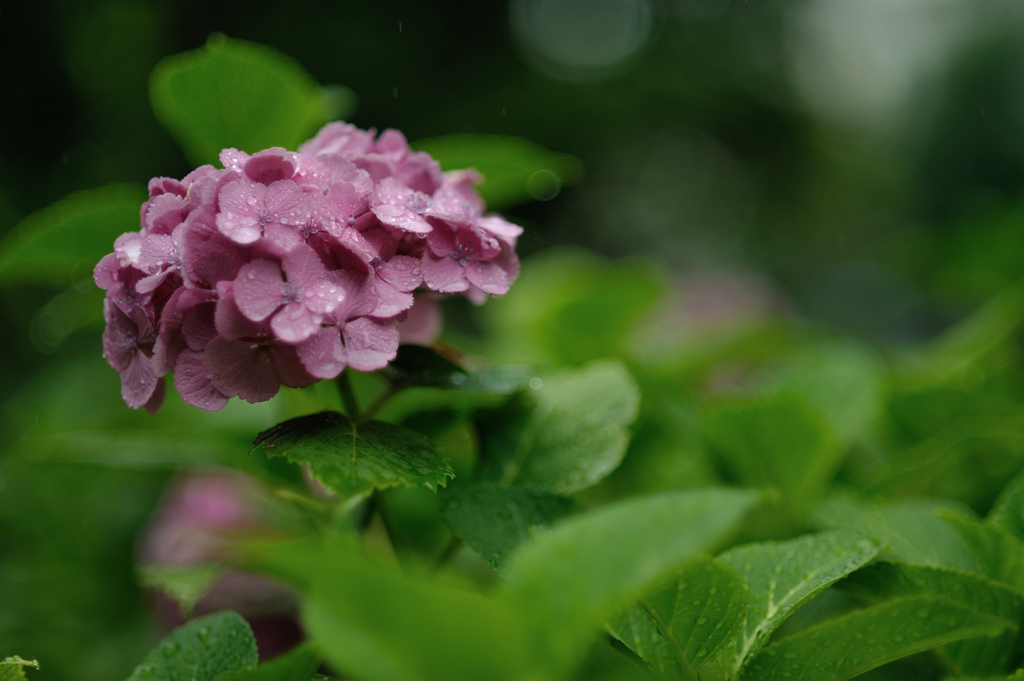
358,379 -> 410,424
433,535 -> 463,571
337,370 -> 360,420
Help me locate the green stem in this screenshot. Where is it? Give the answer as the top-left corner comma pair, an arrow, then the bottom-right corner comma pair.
636,597 -> 699,681
432,535 -> 463,571
358,379 -> 410,424
337,370 -> 360,420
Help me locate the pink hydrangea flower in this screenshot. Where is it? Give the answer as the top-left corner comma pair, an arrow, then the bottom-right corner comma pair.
95,120 -> 522,412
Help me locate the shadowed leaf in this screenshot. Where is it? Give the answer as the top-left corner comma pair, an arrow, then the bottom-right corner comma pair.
252,411 -> 454,499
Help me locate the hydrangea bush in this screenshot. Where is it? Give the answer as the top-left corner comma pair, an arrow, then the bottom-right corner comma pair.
95,122 -> 520,411
8,35 -> 1024,681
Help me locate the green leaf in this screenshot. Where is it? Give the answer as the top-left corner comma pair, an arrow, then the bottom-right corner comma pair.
411,134 -> 582,211
717,530 -> 883,671
503,488 -> 759,659
439,483 -> 574,570
988,468 -> 1024,541
137,563 -> 226,616
773,341 -> 887,447
215,644 -> 321,681
739,595 -> 1011,681
257,537 -> 544,681
941,512 -> 1024,593
477,359 -> 640,494
814,495 -> 978,571
704,394 -> 842,510
252,411 -> 454,499
609,557 -> 748,677
841,561 -> 1024,676
150,34 -> 339,166
479,249 -> 665,366
0,183 -> 145,288
124,611 -> 257,681
0,658 -> 39,681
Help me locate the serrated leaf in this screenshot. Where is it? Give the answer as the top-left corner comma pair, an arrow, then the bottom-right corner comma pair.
124,611 -> 257,681
504,488 -> 759,660
214,644 -> 321,681
0,183 -> 145,288
989,469 -> 1024,541
137,563 -> 226,615
439,483 -> 574,570
942,511 -> 1024,593
841,561 -> 1024,676
704,394 -> 843,512
740,595 -> 1011,681
252,411 -> 454,499
609,556 -> 748,677
150,34 -> 338,166
477,359 -> 640,494
411,134 -> 582,211
814,495 -> 977,571
717,530 -> 883,671
0,658 -> 39,681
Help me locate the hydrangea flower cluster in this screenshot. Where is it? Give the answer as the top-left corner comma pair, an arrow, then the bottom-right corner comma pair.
95,122 -> 521,412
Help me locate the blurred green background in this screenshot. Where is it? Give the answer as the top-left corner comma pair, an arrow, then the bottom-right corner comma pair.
6,0 -> 1024,678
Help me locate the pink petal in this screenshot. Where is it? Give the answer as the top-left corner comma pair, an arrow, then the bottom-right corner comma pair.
342,317 -> 399,372
244,148 -> 296,185
234,259 -> 285,322
421,254 -> 469,293
296,328 -> 347,379
377,255 -> 422,292
370,278 -> 414,318
143,377 -> 167,414
121,349 -> 158,409
144,194 -> 187,236
270,300 -> 321,344
271,344 -> 317,389
214,294 -> 262,341
174,349 -> 229,411
397,294 -> 443,346
206,337 -> 281,403
216,180 -> 263,244
466,259 -> 511,295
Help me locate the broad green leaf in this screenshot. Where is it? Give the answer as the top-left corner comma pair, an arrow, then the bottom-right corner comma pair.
215,644 -> 321,681
480,249 -> 665,366
124,611 -> 257,681
717,530 -> 883,671
0,183 -> 145,288
942,511 -> 1024,593
137,563 -> 226,616
773,341 -> 887,447
150,34 -> 342,166
609,556 -> 748,677
439,483 -> 574,570
739,596 -> 1011,681
0,658 -> 38,681
920,278 -> 1024,382
704,394 -> 842,510
412,134 -> 582,211
477,359 -> 640,494
814,495 -> 977,571
989,468 -> 1024,541
257,537 -> 544,681
841,561 -> 1024,676
503,488 -> 759,662
252,411 -> 454,499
